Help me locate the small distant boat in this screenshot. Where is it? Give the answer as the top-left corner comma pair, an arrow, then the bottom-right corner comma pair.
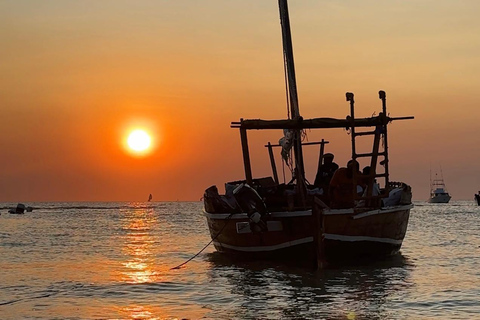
148,194 -> 152,202
7,203 -> 33,214
428,168 -> 451,203
475,192 -> 480,206
8,203 -> 26,214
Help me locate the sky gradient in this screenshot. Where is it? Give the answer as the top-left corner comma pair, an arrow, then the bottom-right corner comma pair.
1,0 -> 479,201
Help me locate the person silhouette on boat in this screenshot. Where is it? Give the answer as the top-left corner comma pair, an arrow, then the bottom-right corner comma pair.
328,159 -> 365,208
313,153 -> 339,192
361,166 -> 380,196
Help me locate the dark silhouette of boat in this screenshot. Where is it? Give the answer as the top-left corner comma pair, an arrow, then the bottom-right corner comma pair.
475,192 -> 480,205
148,194 -> 152,202
203,0 -> 414,267
9,203 -> 26,214
8,203 -> 33,214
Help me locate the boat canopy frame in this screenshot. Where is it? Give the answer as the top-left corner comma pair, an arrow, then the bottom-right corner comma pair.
232,91 -> 414,208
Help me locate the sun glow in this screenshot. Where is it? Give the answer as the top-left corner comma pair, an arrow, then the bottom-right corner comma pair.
127,129 -> 151,152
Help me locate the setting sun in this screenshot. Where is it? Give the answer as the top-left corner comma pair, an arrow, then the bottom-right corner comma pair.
127,129 -> 151,152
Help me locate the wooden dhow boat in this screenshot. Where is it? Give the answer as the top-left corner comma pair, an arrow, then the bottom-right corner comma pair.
475,192 -> 480,206
203,0 -> 414,267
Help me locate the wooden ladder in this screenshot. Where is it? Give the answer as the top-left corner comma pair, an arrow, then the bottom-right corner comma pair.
346,91 -> 390,206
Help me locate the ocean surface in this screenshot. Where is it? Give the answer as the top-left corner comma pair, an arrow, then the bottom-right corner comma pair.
0,201 -> 479,320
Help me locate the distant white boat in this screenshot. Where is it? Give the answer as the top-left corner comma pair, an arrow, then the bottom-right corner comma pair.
428,169 -> 451,203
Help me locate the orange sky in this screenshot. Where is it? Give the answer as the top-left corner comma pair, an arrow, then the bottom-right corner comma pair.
1,1 -> 479,201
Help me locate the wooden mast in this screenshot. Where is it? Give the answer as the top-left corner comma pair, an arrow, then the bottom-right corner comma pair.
278,0 -> 306,205
278,0 -> 300,120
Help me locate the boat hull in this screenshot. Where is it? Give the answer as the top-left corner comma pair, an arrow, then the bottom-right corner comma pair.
320,206 -> 410,260
428,194 -> 451,203
475,194 -> 480,206
204,204 -> 412,262
205,210 -> 315,259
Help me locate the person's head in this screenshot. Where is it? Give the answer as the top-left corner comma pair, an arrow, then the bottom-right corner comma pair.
323,153 -> 334,164
362,166 -> 371,175
347,159 -> 359,170
346,159 -> 360,177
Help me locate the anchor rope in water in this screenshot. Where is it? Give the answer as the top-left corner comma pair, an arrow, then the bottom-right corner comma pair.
170,212 -> 235,270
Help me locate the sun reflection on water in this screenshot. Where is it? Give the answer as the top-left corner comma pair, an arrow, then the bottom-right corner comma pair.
117,305 -> 160,320
111,203 -> 208,319
120,207 -> 161,284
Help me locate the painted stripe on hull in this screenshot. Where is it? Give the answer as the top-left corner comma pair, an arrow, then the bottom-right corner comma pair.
204,210 -> 312,220
323,204 -> 413,216
204,204 -> 412,220
324,233 -> 404,245
352,204 -> 413,220
213,236 -> 314,252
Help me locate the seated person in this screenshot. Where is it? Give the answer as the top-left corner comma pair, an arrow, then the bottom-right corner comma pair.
362,166 -> 380,197
328,159 -> 364,208
352,166 -> 382,207
313,153 -> 339,191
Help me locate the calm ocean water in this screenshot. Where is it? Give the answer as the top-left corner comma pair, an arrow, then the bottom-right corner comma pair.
0,201 -> 479,319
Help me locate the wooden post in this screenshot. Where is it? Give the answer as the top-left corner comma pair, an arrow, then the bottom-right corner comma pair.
313,197 -> 327,269
267,142 -> 279,184
346,92 -> 358,200
317,139 -> 325,176
240,125 -> 253,185
379,90 -> 390,191
366,130 -> 381,203
346,92 -> 356,159
295,166 -> 307,208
